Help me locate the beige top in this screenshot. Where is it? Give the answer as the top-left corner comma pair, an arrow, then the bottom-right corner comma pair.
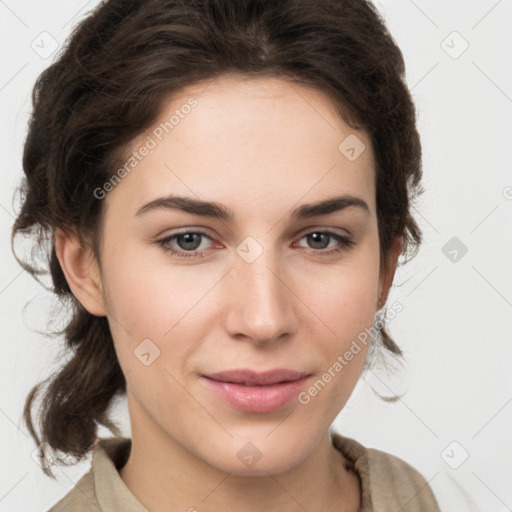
48,434 -> 440,511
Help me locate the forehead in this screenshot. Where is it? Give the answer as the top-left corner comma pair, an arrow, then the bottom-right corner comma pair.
105,74 -> 376,219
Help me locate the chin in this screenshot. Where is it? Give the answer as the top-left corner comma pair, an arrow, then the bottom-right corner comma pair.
203,435 -> 311,476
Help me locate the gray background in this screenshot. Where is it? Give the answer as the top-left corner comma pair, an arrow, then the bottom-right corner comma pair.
1,0 -> 511,510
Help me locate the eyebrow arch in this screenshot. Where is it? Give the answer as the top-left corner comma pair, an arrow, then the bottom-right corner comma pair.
135,194 -> 369,221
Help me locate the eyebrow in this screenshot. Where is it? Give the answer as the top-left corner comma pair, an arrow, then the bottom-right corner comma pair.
135,193 -> 369,221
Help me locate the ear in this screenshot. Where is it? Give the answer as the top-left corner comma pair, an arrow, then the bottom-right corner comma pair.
377,236 -> 402,308
55,228 -> 107,316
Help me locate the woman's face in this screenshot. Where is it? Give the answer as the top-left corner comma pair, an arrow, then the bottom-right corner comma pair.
85,74 -> 397,474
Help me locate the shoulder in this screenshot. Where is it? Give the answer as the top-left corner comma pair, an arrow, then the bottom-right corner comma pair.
365,445 -> 440,510
47,437 -> 141,512
47,469 -> 99,512
332,432 -> 441,512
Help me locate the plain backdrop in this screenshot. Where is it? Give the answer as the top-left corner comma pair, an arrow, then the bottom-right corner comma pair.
1,1 -> 511,511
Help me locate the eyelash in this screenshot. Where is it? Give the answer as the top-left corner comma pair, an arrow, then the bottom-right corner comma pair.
156,229 -> 355,259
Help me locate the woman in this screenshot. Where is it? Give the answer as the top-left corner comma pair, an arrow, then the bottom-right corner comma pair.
12,0 -> 441,510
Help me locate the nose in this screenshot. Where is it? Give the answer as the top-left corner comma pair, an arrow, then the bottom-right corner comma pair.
224,243 -> 296,346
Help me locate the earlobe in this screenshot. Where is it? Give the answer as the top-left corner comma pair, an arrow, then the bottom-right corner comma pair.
378,236 -> 403,308
54,228 -> 107,316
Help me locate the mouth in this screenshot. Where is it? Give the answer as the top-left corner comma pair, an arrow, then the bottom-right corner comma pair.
202,368 -> 311,386
201,369 -> 312,413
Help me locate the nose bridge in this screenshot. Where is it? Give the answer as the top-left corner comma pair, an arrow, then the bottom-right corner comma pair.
226,236 -> 294,342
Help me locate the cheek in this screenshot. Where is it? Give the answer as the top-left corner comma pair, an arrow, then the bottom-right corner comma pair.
296,243 -> 380,399
316,272 -> 378,329
300,242 -> 380,338
100,247 -> 215,370
102,225 -> 381,379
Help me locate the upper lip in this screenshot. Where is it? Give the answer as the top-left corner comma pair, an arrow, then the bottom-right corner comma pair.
203,369 -> 311,386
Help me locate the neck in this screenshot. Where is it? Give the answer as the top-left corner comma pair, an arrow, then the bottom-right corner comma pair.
119,400 -> 360,512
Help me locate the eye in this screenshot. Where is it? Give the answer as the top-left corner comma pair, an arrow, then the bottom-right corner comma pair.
156,230 -> 214,259
295,230 -> 355,256
156,228 -> 355,260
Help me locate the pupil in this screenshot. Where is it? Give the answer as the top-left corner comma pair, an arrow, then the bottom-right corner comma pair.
309,233 -> 328,249
179,233 -> 201,250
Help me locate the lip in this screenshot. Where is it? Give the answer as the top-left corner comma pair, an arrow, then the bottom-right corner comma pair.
201,369 -> 312,413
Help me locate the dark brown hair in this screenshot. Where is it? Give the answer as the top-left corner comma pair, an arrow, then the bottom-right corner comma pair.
12,0 -> 422,475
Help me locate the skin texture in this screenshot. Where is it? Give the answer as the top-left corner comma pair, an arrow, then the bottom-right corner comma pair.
56,74 -> 401,512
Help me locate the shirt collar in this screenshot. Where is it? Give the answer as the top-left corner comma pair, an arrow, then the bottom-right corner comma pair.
93,437 -> 148,511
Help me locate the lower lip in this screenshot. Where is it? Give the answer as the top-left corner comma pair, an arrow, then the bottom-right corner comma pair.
202,376 -> 310,413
